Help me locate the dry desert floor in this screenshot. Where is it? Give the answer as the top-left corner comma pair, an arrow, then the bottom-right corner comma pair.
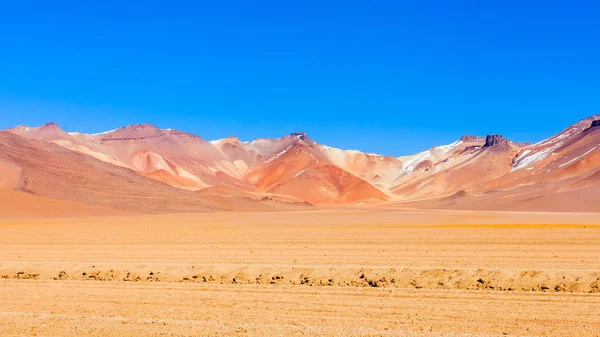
1,209 -> 599,336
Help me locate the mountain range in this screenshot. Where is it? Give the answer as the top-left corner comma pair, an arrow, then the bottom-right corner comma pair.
1,115 -> 599,214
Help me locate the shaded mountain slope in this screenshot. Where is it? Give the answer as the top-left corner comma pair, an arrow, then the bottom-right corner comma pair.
0,132 -> 269,213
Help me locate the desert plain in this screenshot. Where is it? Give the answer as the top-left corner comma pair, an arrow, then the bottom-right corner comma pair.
1,207 -> 599,337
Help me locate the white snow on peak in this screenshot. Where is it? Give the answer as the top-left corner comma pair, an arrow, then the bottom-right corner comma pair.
319,144 -> 381,157
528,115 -> 600,150
396,140 -> 462,176
75,126 -> 180,137
8,126 -> 33,132
435,140 -> 462,153
208,137 -> 251,145
533,126 -> 579,149
89,128 -> 120,136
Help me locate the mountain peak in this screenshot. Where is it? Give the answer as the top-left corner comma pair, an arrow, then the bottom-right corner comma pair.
104,123 -> 162,135
483,135 -> 508,147
122,123 -> 161,131
86,123 -> 169,141
41,122 -> 59,128
289,132 -> 307,141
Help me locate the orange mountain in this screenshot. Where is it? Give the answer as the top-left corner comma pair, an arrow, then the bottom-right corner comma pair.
3,115 -> 599,212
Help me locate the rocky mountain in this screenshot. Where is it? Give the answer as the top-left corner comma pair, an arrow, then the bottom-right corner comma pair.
3,115 -> 599,212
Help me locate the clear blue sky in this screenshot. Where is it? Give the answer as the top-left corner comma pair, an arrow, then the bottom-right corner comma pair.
1,1 -> 598,155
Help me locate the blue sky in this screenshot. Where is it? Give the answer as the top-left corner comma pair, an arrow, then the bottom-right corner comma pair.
1,1 -> 598,155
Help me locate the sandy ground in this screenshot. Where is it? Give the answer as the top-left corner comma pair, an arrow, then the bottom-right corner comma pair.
1,209 -> 599,336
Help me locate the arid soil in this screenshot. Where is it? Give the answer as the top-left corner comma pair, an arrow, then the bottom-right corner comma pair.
1,209 -> 599,336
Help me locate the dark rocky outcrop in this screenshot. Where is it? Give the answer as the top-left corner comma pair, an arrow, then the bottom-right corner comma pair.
290,132 -> 307,141
591,120 -> 600,128
483,135 -> 508,148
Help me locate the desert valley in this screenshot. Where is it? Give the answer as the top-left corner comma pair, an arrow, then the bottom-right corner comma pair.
1,115 -> 599,336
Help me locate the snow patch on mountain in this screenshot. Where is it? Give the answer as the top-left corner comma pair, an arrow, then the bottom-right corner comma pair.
294,169 -> 307,178
435,140 -> 462,153
512,144 -> 562,171
88,128 -> 120,136
558,146 -> 599,168
264,145 -> 294,164
320,145 -> 381,157
399,151 -> 431,174
397,140 -> 463,177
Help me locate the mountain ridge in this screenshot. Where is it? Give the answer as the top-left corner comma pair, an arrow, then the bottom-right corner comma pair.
2,114 -> 599,211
